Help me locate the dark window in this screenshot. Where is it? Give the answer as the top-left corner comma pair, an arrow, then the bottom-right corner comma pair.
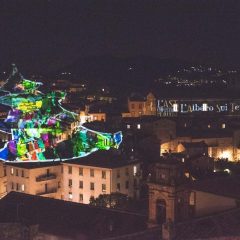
102,171 -> 106,179
79,167 -> 83,176
90,182 -> 94,190
79,181 -> 83,189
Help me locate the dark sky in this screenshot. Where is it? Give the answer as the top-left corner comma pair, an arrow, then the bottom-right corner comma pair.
0,0 -> 240,72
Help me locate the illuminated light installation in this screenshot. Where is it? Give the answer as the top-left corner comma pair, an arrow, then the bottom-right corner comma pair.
0,64 -> 122,162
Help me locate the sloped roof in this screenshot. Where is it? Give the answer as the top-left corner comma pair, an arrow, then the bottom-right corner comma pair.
191,176 -> 240,199
0,192 -> 146,240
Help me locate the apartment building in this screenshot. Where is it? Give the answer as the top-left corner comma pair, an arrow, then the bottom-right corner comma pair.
6,162 -> 62,199
61,151 -> 141,204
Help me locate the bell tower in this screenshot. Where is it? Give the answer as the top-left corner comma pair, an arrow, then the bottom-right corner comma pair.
148,158 -> 190,227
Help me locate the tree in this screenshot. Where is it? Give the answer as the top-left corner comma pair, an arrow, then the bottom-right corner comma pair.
89,193 -> 130,209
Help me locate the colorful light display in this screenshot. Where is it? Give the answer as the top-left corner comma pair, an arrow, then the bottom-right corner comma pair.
0,65 -> 122,162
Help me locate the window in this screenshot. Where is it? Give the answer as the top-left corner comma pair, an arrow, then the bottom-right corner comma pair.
21,170 -> 24,177
79,167 -> 83,176
125,181 -> 129,189
79,194 -> 83,202
90,169 -> 94,177
131,103 -> 135,109
117,183 -> 120,191
68,179 -> 72,187
21,184 -> 25,192
133,166 -> 137,176
46,169 -> 50,176
139,104 -> 142,109
117,169 -> 120,178
127,124 -> 131,129
11,182 -> 14,190
11,168 -> 14,175
102,184 -> 106,192
68,166 -> 72,174
90,182 -> 94,190
102,170 -> 106,179
16,183 -> 19,191
134,179 -> 137,188
69,192 -> 73,200
16,169 -> 18,177
3,168 -> 6,177
125,168 -> 129,176
79,181 -> 83,189
208,124 -> 211,128
137,124 -> 141,129
222,123 -> 226,129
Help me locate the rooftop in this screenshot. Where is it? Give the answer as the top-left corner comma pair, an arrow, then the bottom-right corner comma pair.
63,150 -> 140,169
5,161 -> 61,169
0,192 -> 146,240
191,176 -> 240,199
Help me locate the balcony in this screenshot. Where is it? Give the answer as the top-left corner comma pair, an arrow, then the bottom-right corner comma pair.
36,173 -> 57,182
36,188 -> 58,196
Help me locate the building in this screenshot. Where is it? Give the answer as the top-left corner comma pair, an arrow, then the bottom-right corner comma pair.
147,159 -> 191,227
6,162 -> 62,199
122,92 -> 156,118
0,192 -> 147,240
61,151 -> 141,204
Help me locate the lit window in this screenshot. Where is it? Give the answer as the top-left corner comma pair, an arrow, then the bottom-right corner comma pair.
68,179 -> 72,187
79,181 -> 83,189
102,184 -> 106,192
69,192 -> 73,200
137,124 -> 141,129
208,124 -> 211,128
21,184 -> 25,192
68,166 -> 72,174
90,169 -> 94,177
182,158 -> 185,163
133,166 -> 137,176
184,123 -> 187,127
102,170 -> 106,179
79,167 -> 83,176
90,182 -> 94,190
127,124 -> 131,129
11,168 -> 14,175
222,123 -> 226,129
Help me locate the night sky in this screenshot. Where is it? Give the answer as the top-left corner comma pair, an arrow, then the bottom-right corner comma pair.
0,0 -> 240,73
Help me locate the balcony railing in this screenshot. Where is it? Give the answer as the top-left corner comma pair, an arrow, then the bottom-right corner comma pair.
36,188 -> 58,196
36,173 -> 57,182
